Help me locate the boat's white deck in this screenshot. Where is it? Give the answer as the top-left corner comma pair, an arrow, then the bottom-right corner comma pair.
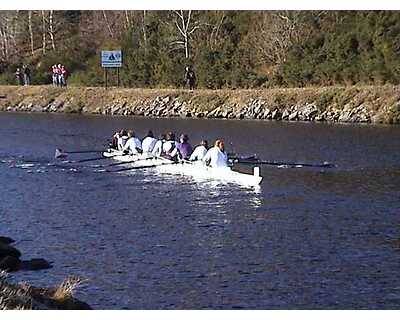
103,150 -> 263,186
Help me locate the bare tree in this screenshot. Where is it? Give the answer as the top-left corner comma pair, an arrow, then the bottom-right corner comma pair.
102,11 -> 114,38
0,11 -> 21,62
171,10 -> 201,60
251,11 -> 311,66
208,11 -> 225,50
124,10 -> 131,30
0,13 -> 10,61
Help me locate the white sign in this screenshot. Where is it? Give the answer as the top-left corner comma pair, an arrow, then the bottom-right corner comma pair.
101,50 -> 122,68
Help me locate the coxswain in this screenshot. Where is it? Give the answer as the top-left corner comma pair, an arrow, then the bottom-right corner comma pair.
176,133 -> 193,160
142,130 -> 158,155
189,140 -> 208,161
202,139 -> 228,168
123,130 -> 142,155
152,133 -> 166,157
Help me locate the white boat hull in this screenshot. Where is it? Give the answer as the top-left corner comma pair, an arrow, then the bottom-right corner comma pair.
103,150 -> 263,186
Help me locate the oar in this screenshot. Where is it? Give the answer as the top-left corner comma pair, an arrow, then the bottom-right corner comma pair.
77,156 -> 107,163
100,156 -> 155,168
106,156 -> 175,173
236,159 -> 335,168
54,148 -> 104,159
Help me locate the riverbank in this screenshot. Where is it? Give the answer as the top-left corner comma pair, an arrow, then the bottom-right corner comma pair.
0,85 -> 399,124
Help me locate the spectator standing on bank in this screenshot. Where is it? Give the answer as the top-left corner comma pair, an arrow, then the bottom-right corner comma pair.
23,65 -> 31,85
56,64 -> 63,86
60,65 -> 68,87
184,66 -> 196,90
15,68 -> 24,86
51,64 -> 59,86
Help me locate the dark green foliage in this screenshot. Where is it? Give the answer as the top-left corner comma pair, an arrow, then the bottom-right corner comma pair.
278,11 -> 400,87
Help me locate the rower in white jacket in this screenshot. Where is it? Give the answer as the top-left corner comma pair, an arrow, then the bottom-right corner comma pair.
152,134 -> 166,157
142,130 -> 157,154
123,130 -> 142,155
189,140 -> 208,161
202,139 -> 228,168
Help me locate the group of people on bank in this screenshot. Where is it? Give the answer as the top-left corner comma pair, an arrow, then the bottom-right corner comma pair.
51,64 -> 68,87
15,65 -> 31,86
110,129 -> 228,168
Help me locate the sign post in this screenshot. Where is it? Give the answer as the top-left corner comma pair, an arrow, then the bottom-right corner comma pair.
101,50 -> 122,89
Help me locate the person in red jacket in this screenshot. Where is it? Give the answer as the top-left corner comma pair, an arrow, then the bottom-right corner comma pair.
60,65 -> 68,87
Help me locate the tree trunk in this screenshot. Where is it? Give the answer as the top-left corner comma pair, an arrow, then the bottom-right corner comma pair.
102,11 -> 114,38
142,10 -> 147,52
49,10 -> 56,50
124,10 -> 131,30
28,11 -> 34,55
41,10 -> 46,54
0,27 -> 8,61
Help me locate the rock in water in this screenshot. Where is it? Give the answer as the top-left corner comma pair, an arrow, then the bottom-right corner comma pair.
0,255 -> 20,272
0,236 -> 15,244
19,259 -> 52,271
0,243 -> 21,259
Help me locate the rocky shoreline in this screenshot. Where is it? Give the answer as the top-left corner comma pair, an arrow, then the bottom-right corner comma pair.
0,236 -> 90,310
0,85 -> 399,124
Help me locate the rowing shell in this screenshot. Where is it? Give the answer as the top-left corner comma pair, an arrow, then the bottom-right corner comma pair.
103,149 -> 263,186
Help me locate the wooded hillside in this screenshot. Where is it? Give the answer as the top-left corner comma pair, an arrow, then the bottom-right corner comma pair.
0,11 -> 399,88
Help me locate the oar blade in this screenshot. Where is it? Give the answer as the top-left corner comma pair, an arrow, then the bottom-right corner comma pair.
54,148 -> 68,159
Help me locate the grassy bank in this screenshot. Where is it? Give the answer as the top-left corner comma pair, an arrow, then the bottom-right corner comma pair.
0,85 -> 399,124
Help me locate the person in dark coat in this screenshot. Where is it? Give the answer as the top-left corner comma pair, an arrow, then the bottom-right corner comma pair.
184,66 -> 196,90
23,65 -> 31,85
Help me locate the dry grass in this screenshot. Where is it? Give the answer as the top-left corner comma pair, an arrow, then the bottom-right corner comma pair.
0,271 -> 88,310
0,271 -> 32,310
52,276 -> 87,302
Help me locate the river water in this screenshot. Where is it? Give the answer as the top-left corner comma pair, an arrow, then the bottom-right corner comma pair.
0,112 -> 400,309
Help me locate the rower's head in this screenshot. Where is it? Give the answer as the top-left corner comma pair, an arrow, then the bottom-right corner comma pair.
166,131 -> 175,141
200,140 -> 208,149
180,133 -> 189,143
127,130 -> 135,138
120,129 -> 127,136
147,130 -> 154,138
215,139 -> 225,151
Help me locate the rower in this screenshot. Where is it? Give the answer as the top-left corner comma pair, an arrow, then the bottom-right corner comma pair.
189,140 -> 208,161
122,130 -> 142,155
116,129 -> 128,151
142,130 -> 158,155
202,139 -> 228,168
110,131 -> 120,149
162,131 -> 179,161
152,133 -> 166,157
176,133 -> 193,160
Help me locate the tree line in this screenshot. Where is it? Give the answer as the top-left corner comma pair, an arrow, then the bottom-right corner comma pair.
0,11 -> 399,88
